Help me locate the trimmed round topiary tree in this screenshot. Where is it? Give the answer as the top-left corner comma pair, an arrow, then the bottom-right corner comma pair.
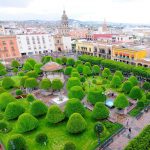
20,76 -> 28,88
34,63 -> 42,74
87,88 -> 106,105
66,58 -> 75,66
0,121 -> 11,133
7,134 -> 27,150
111,75 -> 122,88
5,102 -> 25,120
114,94 -> 129,109
30,100 -> 48,117
11,60 -> 20,68
64,142 -> 76,150
67,113 -> 87,134
83,66 -> 92,76
64,66 -> 73,75
122,81 -> 133,94
51,79 -> 63,91
26,94 -> 35,102
17,113 -> 39,133
16,89 -> 23,96
39,78 -> 51,90
129,86 -> 142,100
142,82 -> 150,91
85,62 -> 91,68
66,77 -> 81,90
26,70 -> 38,78
71,72 -> 80,78
35,133 -> 48,145
68,86 -> 85,100
61,56 -> 67,65
76,64 -> 83,74
64,98 -> 85,118
128,76 -> 138,86
0,92 -> 16,111
114,71 -> 124,81
46,105 -> 65,124
102,68 -> 111,78
24,78 -> 38,91
92,102 -> 109,120
0,87 -> 6,94
2,77 -> 15,89
92,65 -> 100,75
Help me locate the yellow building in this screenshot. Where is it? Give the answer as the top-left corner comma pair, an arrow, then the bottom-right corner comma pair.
76,41 -> 95,56
112,46 -> 147,65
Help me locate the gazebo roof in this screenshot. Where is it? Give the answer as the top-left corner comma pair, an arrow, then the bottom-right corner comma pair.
41,62 -> 63,72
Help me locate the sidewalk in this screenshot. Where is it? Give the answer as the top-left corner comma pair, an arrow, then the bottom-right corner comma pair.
106,111 -> 150,150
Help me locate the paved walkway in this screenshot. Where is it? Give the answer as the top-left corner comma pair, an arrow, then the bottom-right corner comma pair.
106,111 -> 150,150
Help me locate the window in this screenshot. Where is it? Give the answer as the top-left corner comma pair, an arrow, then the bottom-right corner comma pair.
10,40 -> 14,45
42,36 -> 45,44
11,47 -> 15,51
4,47 -> 7,51
37,36 -> 40,44
57,40 -> 59,44
2,41 -> 6,45
32,37 -> 35,44
26,37 -> 30,45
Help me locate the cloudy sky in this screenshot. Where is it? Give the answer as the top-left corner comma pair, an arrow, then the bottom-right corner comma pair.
0,0 -> 150,24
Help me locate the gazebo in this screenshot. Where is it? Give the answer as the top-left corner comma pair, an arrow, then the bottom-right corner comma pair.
41,62 -> 64,82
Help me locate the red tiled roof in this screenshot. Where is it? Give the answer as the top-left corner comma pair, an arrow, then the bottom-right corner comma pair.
93,34 -> 113,39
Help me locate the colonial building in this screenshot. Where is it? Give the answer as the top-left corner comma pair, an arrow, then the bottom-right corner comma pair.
112,46 -> 147,65
0,36 -> 21,60
16,34 -> 55,56
76,40 -> 112,59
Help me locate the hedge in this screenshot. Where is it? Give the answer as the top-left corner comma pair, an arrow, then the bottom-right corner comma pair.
125,125 -> 150,150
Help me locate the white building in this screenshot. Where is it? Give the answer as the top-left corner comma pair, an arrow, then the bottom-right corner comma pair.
62,36 -> 72,51
16,34 -> 55,56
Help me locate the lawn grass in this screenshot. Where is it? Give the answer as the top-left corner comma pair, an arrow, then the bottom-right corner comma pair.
0,99 -> 122,150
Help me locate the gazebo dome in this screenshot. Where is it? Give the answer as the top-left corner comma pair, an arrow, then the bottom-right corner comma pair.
41,62 -> 63,72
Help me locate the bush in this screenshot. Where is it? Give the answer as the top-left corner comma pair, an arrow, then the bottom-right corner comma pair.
17,113 -> 39,133
64,66 -> 73,75
34,63 -> 42,74
18,71 -> 25,76
92,65 -> 100,75
75,60 -> 82,67
30,100 -> 48,117
11,60 -> 20,68
13,68 -> 18,74
129,86 -> 142,100
83,66 -> 92,76
26,70 -> 38,78
0,92 -> 16,111
128,76 -> 138,86
66,58 -> 75,66
5,102 -> 25,120
2,77 -> 15,89
0,69 -> 7,76
71,72 -> 80,78
0,121 -> 11,133
26,94 -> 35,102
67,113 -> 87,134
114,71 -> 124,81
80,76 -> 86,83
46,105 -> 65,124
111,75 -> 122,88
39,78 -> 51,90
142,82 -> 150,91
64,98 -> 85,118
61,56 -> 67,65
35,133 -> 48,145
7,134 -> 27,150
114,94 -> 129,109
56,58 -> 62,64
20,76 -> 28,87
66,77 -> 81,90
76,64 -> 83,74
68,86 -> 84,100
102,68 -> 111,78
92,102 -> 109,120
24,78 -> 38,89
51,79 -> 63,91
0,87 -> 6,94
85,62 -> 91,68
87,88 -> 106,105
64,142 -> 76,150
122,81 -> 133,94
16,89 -> 23,95
94,122 -> 104,136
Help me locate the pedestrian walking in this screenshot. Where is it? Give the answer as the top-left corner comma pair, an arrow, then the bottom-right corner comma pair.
126,118 -> 129,127
128,127 -> 132,139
